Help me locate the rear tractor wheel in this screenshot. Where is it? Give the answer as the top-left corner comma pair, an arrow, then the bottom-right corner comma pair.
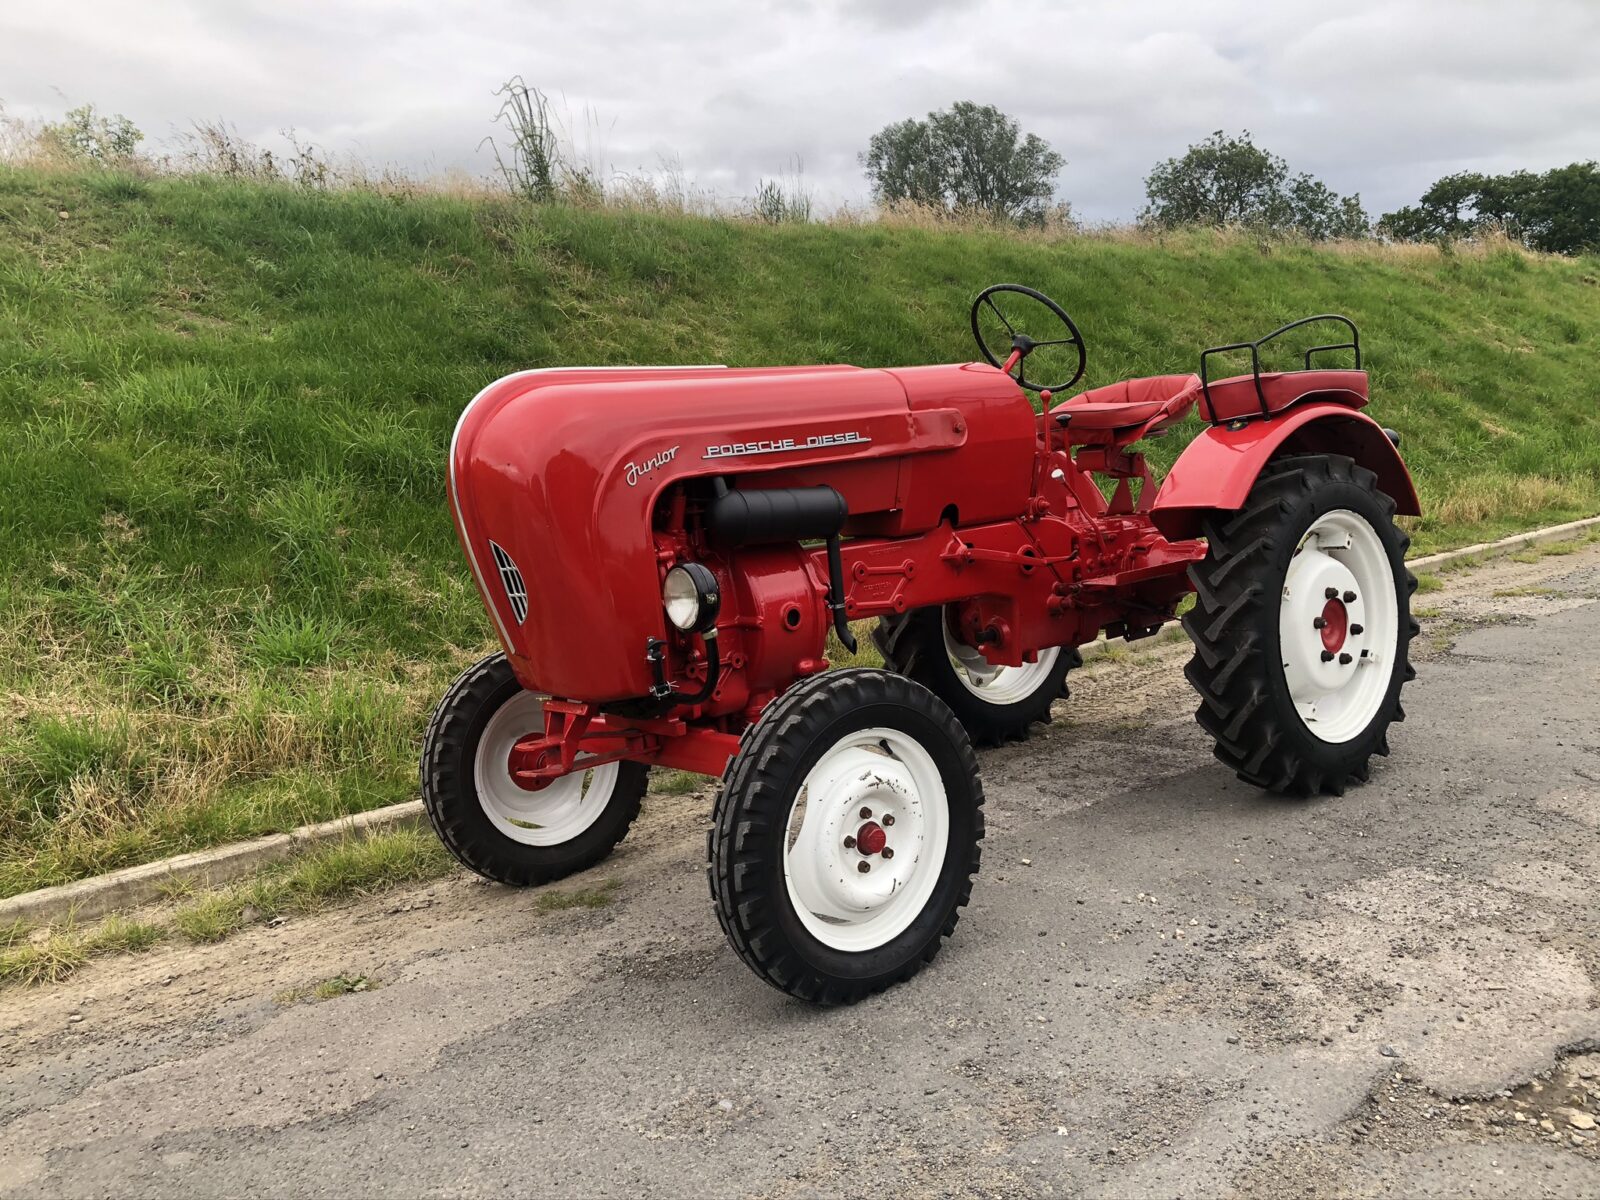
873,606 -> 1077,746
708,669 -> 984,1004
421,652 -> 647,885
1183,454 -> 1418,795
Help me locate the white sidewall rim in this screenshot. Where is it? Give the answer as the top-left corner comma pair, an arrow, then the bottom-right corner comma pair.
473,691 -> 620,846
941,618 -> 1061,706
1278,508 -> 1400,744
782,726 -> 951,953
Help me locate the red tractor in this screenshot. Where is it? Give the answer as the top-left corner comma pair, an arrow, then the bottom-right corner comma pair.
424,286 -> 1419,1004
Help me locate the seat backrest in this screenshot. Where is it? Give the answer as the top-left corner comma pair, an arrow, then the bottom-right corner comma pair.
1199,369 -> 1369,423
1066,373 -> 1202,415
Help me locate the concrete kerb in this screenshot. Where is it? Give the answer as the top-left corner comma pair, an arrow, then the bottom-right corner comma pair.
0,802 -> 425,928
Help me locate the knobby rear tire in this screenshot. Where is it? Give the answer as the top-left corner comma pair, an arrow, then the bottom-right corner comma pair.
1182,454 -> 1418,796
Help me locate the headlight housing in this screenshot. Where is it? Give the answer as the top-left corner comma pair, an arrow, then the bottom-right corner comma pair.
663,562 -> 720,633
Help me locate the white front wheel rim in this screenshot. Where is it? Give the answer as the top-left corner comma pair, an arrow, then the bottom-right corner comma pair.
942,620 -> 1060,705
1278,509 -> 1400,744
474,692 -> 620,846
783,727 -> 950,952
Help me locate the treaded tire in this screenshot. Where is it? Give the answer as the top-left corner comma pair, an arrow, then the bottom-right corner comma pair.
708,668 -> 984,1005
872,606 -> 1078,746
1182,454 -> 1418,796
421,652 -> 647,885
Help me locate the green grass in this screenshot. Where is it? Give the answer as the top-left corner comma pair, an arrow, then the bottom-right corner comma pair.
1,827 -> 452,987
2,165 -> 1598,895
0,830 -> 626,991
0,911 -> 164,986
169,826 -> 451,941
275,972 -> 381,1005
533,878 -> 619,912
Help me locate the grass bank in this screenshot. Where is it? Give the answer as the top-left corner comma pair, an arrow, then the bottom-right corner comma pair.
2,166 -> 1597,896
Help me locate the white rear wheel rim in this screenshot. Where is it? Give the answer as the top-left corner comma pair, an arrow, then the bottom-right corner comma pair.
942,619 -> 1060,705
783,726 -> 950,952
1278,508 -> 1400,744
474,692 -> 619,846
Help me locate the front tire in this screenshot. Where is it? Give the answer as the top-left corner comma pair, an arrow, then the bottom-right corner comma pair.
873,606 -> 1076,746
1183,454 -> 1418,795
708,669 -> 984,1004
421,653 -> 647,885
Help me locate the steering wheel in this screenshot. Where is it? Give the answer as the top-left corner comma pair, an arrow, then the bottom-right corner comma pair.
970,283 -> 1086,394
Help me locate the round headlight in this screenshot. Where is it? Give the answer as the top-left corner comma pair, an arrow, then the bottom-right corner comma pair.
663,563 -> 720,633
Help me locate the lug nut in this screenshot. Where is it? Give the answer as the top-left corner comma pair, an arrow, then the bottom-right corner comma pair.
1320,650 -> 1335,662
1312,617 -> 1327,629
1350,623 -> 1364,635
1325,587 -> 1339,600
843,835 -> 856,849
882,847 -> 895,860
883,814 -> 895,827
857,861 -> 871,874
859,807 -> 872,819
1343,590 -> 1357,603
1339,652 -> 1353,665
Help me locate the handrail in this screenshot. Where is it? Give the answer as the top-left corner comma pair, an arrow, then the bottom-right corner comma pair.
1199,314 -> 1361,423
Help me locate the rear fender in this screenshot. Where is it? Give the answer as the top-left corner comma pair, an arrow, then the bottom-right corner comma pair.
1151,402 -> 1420,541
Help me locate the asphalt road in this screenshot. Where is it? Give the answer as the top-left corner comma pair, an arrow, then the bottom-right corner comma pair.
3,543 -> 1599,1199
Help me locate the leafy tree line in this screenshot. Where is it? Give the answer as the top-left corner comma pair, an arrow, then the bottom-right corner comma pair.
865,107 -> 1600,253
861,101 -> 1066,223
1139,130 -> 1368,240
864,114 -> 1373,239
1377,163 -> 1600,255
23,95 -> 1600,253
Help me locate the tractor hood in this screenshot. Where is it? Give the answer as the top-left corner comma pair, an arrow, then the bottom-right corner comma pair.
449,362 -> 1033,701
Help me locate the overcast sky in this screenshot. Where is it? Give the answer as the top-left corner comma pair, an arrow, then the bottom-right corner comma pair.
4,0 -> 1597,221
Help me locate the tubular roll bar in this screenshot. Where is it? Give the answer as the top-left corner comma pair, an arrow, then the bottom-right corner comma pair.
1199,314 -> 1361,424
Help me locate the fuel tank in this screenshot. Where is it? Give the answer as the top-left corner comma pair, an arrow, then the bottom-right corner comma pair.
449,362 -> 1033,701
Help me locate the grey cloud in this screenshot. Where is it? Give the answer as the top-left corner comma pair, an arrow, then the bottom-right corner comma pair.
2,0 -> 1596,222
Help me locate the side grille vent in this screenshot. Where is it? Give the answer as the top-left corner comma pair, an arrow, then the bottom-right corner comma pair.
488,541 -> 528,625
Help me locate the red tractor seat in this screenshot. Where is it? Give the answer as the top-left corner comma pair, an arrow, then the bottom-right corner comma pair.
1199,369 -> 1369,423
1051,374 -> 1202,440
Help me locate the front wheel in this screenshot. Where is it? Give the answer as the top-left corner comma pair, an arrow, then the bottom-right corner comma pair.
1183,454 -> 1418,795
421,653 -> 647,885
708,669 -> 984,1004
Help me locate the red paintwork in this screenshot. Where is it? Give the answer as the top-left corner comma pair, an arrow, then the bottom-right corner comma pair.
1320,598 -> 1348,653
856,822 -> 887,856
1199,369 -> 1369,423
1150,401 -> 1420,541
450,354 -> 1418,781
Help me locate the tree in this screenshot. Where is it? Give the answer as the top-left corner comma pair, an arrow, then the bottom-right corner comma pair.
1142,130 -> 1369,239
1380,163 -> 1600,254
42,104 -> 143,165
861,101 -> 1064,222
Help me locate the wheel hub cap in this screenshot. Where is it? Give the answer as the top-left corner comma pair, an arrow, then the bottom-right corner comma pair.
1319,597 -> 1349,653
506,744 -> 557,792
854,821 -> 887,856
